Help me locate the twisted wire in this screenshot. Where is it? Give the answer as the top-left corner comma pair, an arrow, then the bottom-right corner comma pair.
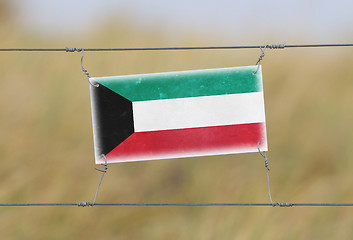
92,155 -> 108,206
257,142 -> 273,205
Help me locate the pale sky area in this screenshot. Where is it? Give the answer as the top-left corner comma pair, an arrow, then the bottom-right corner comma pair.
10,0 -> 353,42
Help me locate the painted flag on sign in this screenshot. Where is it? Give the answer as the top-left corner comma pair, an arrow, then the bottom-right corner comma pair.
90,65 -> 267,164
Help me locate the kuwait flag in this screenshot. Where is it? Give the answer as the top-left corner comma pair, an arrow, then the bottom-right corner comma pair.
90,65 -> 267,164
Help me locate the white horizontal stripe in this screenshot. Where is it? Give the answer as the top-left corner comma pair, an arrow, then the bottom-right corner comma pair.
133,92 -> 265,132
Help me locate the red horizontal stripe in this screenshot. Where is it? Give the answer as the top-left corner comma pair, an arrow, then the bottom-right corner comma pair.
102,123 -> 267,163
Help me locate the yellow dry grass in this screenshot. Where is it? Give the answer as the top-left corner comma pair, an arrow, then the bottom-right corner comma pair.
1,16 -> 353,240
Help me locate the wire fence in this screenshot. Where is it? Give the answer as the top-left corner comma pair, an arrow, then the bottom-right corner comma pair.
0,43 -> 353,52
1,42 -> 353,207
1,202 -> 353,207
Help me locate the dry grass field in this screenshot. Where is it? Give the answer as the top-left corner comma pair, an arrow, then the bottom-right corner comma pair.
1,6 -> 353,239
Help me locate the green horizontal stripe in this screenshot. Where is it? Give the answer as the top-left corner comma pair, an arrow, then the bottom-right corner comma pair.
92,66 -> 262,102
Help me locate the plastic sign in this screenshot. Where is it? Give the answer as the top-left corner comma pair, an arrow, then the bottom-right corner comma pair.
90,66 -> 267,164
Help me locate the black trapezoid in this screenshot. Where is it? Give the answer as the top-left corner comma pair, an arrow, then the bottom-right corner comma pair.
90,83 -> 134,158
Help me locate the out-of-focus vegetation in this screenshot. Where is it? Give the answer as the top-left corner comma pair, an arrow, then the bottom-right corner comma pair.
1,2 -> 353,239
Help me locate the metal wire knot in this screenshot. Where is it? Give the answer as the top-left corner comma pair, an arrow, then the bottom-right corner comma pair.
267,44 -> 286,49
257,142 -> 270,171
65,47 -> 82,52
95,155 -> 108,173
76,202 -> 93,207
276,202 -> 294,207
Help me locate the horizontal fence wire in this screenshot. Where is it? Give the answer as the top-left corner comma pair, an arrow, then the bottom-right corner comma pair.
1,202 -> 353,207
0,43 -> 353,52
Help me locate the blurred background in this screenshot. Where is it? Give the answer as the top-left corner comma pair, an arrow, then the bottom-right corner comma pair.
1,0 -> 353,239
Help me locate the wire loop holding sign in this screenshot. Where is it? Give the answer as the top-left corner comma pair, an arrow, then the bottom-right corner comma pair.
253,46 -> 267,75
253,43 -> 285,75
257,142 -> 274,206
80,49 -> 99,87
92,155 -> 109,206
